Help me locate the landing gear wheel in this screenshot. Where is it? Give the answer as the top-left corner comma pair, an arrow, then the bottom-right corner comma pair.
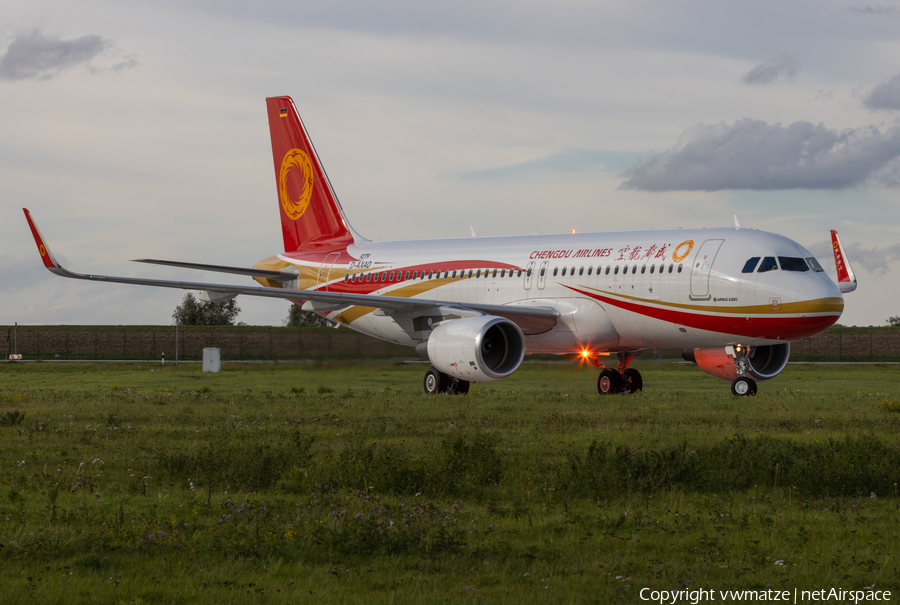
598,369 -> 624,395
623,368 -> 643,393
446,378 -> 470,395
424,368 -> 447,394
731,376 -> 757,397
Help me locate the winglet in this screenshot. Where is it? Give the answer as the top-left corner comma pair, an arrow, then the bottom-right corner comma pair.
830,230 -> 857,293
23,208 -> 64,273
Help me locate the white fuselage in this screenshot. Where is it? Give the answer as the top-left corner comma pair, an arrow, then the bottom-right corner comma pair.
276,227 -> 843,355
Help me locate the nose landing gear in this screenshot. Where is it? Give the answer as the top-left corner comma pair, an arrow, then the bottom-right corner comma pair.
730,345 -> 757,397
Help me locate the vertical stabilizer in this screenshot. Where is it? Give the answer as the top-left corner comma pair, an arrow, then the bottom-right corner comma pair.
266,96 -> 364,252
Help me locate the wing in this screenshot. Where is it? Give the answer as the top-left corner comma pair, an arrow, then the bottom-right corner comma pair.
23,209 -> 559,334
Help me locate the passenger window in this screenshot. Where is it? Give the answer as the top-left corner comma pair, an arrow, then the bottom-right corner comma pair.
452,270 -> 457,278
649,265 -> 655,274
806,257 -> 824,272
587,266 -> 593,275
428,270 -> 434,279
539,267 -> 545,276
757,257 -> 778,273
605,266 -> 610,275
742,257 -> 760,273
641,265 -> 646,274
778,257 -> 809,272
444,270 -> 449,279
523,269 -> 528,277
405,271 -> 410,280
570,266 -> 575,275
677,264 -> 683,273
467,270 -> 473,278
659,264 -> 664,273
366,273 -> 372,282
579,267 -> 584,275
344,274 -> 348,282
560,267 -> 566,276
492,269 -> 498,278
668,264 -> 673,273
632,265 -> 637,274
500,269 -> 505,277
614,266 -> 619,275
388,271 -> 395,281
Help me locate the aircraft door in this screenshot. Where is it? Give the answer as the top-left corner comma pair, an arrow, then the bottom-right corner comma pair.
318,252 -> 341,291
690,239 -> 724,300
523,261 -> 535,290
537,261 -> 550,290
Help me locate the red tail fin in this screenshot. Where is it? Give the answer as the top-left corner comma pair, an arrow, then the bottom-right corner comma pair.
266,96 -> 360,252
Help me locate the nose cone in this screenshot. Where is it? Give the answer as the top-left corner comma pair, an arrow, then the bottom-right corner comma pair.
792,275 -> 843,338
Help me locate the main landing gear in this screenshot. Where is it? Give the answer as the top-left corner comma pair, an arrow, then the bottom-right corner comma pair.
423,367 -> 470,395
729,345 -> 757,397
597,352 -> 643,395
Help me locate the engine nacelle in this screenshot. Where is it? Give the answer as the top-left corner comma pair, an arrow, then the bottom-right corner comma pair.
682,343 -> 790,382
426,316 -> 525,382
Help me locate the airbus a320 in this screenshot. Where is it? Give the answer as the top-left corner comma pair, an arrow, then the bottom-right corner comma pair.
24,95 -> 858,396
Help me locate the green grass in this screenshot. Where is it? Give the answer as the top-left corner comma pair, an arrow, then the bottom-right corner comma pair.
1,360 -> 899,603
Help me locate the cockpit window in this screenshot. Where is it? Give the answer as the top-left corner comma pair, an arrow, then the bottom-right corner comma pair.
778,257 -> 809,272
757,257 -> 778,273
805,257 -> 824,272
742,257 -> 760,273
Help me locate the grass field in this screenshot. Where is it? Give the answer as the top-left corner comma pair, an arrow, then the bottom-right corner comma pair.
1,359 -> 899,604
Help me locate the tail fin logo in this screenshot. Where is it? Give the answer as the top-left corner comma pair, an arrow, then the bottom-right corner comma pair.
279,148 -> 314,221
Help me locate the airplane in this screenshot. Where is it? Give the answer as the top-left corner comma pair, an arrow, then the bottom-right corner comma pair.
23,95 -> 858,396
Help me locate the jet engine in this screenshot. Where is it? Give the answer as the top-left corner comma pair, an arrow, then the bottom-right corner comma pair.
682,343 -> 790,382
426,316 -> 525,382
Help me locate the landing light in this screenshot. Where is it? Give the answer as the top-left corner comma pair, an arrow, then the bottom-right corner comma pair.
571,229 -> 577,234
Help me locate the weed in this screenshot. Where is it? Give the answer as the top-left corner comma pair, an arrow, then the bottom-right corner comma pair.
0,410 -> 26,427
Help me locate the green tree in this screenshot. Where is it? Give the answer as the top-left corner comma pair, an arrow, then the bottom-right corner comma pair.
888,316 -> 900,327
285,303 -> 333,328
172,293 -> 241,326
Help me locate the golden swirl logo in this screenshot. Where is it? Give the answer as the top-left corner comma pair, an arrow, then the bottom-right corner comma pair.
279,148 -> 314,220
39,244 -> 46,257
673,240 -> 694,263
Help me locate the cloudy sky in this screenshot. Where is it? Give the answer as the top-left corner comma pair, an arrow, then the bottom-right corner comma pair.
2,0 -> 899,328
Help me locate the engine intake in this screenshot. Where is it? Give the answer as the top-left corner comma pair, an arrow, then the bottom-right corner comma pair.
682,343 -> 790,382
426,316 -> 525,382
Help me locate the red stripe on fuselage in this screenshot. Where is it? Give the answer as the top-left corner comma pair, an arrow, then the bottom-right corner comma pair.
566,285 -> 839,341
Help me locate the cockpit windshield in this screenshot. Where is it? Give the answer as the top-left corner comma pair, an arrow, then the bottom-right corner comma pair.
805,257 -> 825,272
757,257 -> 778,273
778,257 -> 809,272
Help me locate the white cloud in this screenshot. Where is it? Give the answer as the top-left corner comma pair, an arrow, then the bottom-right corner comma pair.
0,30 -> 127,81
743,54 -> 799,85
864,72 -> 900,110
620,119 -> 900,191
